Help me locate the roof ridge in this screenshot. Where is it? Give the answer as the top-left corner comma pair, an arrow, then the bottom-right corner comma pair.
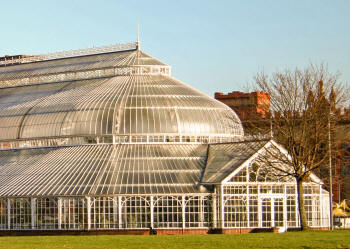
0,42 -> 138,67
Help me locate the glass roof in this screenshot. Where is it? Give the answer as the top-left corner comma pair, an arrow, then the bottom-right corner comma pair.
0,144 -> 208,196
202,141 -> 268,183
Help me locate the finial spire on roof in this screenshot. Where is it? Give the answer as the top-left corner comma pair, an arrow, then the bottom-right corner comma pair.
137,23 -> 141,50
270,118 -> 274,138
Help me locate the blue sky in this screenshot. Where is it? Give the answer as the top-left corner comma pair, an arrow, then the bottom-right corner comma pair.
1,0 -> 349,96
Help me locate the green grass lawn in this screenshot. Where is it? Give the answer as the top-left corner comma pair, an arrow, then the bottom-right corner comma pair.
0,230 -> 349,249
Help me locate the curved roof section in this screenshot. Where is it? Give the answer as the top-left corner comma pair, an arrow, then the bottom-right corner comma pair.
0,47 -> 243,142
0,144 -> 208,196
0,74 -> 243,140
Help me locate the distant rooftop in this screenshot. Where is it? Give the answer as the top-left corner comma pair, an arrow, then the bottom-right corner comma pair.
215,91 -> 269,99
0,54 -> 34,67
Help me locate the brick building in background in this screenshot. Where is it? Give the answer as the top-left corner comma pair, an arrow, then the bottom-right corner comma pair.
215,90 -> 350,203
214,91 -> 270,121
334,122 -> 350,202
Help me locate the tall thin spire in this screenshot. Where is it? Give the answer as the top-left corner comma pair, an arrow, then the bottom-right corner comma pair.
136,23 -> 141,50
270,118 -> 274,138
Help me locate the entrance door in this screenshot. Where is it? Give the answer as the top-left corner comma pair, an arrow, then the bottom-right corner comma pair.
261,197 -> 284,227
262,198 -> 271,227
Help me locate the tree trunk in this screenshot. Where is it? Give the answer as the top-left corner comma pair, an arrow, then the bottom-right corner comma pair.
296,178 -> 309,231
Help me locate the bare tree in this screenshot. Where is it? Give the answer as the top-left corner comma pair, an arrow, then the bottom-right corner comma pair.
249,63 -> 348,230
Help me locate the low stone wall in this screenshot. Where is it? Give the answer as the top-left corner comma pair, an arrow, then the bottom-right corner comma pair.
0,229 -> 150,236
0,227 -> 330,236
155,229 -> 209,235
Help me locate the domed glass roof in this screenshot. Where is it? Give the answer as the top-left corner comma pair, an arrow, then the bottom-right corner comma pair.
0,46 -> 243,143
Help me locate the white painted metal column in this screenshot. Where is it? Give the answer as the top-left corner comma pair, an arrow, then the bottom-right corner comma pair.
31,198 -> 36,229
57,198 -> 62,229
182,196 -> 186,229
283,186 -> 288,230
295,188 -> 300,227
212,192 -> 217,228
199,196 -> 204,227
150,196 -> 154,229
118,196 -> 122,229
113,197 -> 118,227
319,185 -> 323,227
7,198 -> 10,230
271,198 -> 275,227
258,186 -> 262,227
220,185 -> 225,228
86,197 -> 91,230
246,186 -> 250,228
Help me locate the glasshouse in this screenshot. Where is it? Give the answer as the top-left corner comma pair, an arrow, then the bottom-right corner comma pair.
0,41 -> 330,233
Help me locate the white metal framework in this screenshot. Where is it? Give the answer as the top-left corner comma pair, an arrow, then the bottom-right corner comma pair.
0,43 -> 329,231
0,186 -> 328,230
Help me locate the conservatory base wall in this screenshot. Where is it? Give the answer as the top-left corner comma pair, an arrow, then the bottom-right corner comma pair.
0,227 -> 330,236
0,228 -> 268,236
0,229 -> 150,236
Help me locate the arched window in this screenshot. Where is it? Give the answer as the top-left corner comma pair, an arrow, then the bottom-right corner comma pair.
185,196 -> 211,228
60,198 -> 87,229
228,168 -> 247,182
248,162 -> 293,182
154,196 -> 182,228
10,198 -> 31,229
90,197 -> 118,229
36,198 -> 58,229
121,196 -> 150,228
224,196 -> 247,228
